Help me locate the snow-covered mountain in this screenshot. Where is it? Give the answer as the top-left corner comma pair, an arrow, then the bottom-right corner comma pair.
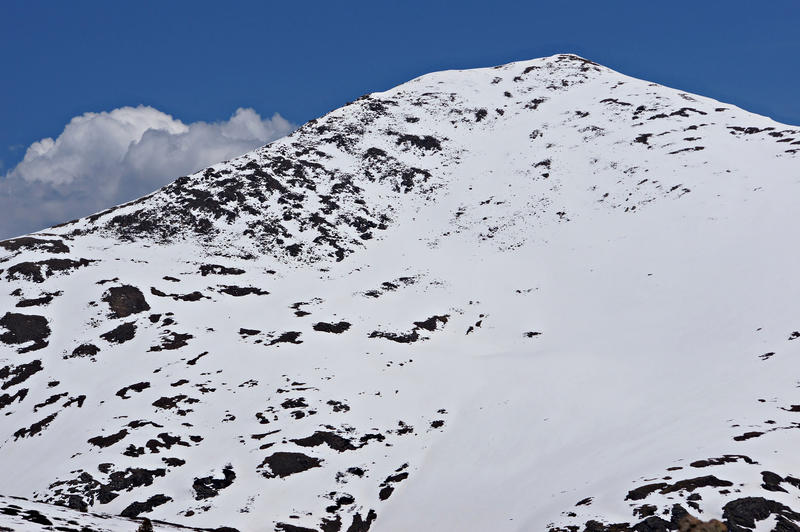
2,53 -> 800,532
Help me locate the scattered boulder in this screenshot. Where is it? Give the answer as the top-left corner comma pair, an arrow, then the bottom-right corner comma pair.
102,285 -> 150,318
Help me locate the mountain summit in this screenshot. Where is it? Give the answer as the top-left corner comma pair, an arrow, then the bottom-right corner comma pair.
1,54 -> 799,531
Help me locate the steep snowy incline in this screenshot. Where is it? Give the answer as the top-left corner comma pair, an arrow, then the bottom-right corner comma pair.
1,54 -> 800,531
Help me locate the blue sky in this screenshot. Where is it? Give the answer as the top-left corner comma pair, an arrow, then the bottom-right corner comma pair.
1,1 -> 799,237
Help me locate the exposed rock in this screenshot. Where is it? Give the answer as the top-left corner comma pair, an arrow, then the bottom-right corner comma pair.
102,285 -> 150,318
192,465 -> 236,500
67,343 -> 100,359
0,312 -> 50,352
291,431 -> 357,452
6,258 -> 93,283
313,321 -> 352,334
87,429 -> 129,448
723,496 -> 800,531
0,237 -> 70,254
0,359 -> 43,390
219,285 -> 269,296
259,452 -> 322,478
199,264 -> 245,276
100,322 -> 137,344
120,494 -> 172,518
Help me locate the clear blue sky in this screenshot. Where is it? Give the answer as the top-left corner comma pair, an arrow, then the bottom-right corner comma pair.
2,0 -> 799,173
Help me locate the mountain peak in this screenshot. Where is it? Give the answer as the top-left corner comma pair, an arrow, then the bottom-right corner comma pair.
1,56 -> 799,531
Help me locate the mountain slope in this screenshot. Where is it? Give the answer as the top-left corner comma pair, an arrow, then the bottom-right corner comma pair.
1,54 -> 800,532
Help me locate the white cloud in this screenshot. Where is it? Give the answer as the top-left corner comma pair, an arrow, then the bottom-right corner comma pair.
0,105 -> 294,239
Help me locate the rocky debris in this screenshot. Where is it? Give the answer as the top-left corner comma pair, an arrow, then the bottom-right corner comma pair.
626,475 -> 733,502
276,523 -> 317,532
150,287 -> 207,301
100,322 -> 137,344
690,455 -> 756,468
120,494 -> 172,518
259,452 -> 322,478
46,467 -> 167,510
145,432 -> 190,453
14,508 -> 53,527
151,394 -> 199,415
32,392 -> 67,412
186,352 -> 208,365
102,285 -> 151,318
6,258 -> 94,283
291,431 -> 357,452
660,475 -> 733,494
116,382 -> 151,399
62,394 -> 86,408
368,329 -> 420,343
0,359 -> 43,390
394,133 -> 442,152
281,397 -> 308,409
149,331 -> 193,351
268,331 -> 303,346
0,312 -> 50,352
13,412 -> 58,439
345,510 -> 377,532
327,400 -> 350,413
369,313 -> 448,343
323,492 -> 355,514
361,276 -> 418,298
378,468 -> 409,501
15,291 -> 61,308
192,465 -> 236,500
733,431 -> 764,441
199,264 -> 245,276
218,285 -> 269,296
723,497 -> 800,531
87,429 -> 129,448
0,237 -> 70,254
626,483 -> 669,501
67,343 -> 100,359
312,321 -> 351,334
759,471 -> 800,493
0,388 -> 28,410
412,314 -> 448,331
290,301 -> 314,317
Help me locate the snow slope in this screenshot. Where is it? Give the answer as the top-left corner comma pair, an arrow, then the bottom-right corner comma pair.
1,54 -> 799,531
